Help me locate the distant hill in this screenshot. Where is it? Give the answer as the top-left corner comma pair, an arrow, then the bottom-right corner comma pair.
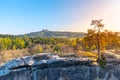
23,29 -> 86,38
0,30 -> 119,38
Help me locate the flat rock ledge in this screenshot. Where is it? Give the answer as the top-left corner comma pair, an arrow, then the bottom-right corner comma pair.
0,53 -> 120,80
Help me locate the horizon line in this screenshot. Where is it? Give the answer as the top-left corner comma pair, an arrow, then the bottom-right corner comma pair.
0,29 -> 119,35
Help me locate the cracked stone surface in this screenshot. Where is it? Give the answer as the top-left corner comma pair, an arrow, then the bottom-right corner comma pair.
0,53 -> 120,80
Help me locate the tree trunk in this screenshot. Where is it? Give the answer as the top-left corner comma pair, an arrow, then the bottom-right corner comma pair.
97,27 -> 101,61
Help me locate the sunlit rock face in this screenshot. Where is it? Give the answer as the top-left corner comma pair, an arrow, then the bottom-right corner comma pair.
0,53 -> 120,80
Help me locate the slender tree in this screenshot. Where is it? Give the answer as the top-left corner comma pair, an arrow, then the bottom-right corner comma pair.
91,19 -> 104,61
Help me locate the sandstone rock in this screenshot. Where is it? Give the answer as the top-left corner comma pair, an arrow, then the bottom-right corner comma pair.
0,53 -> 120,80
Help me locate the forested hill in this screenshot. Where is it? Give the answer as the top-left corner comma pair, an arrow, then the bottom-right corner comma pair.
22,29 -> 86,38
0,30 -> 119,38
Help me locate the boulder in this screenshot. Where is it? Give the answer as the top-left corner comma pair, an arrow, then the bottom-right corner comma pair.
0,53 -> 120,80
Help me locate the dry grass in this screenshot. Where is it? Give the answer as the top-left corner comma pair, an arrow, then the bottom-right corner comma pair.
109,49 -> 120,55
76,51 -> 97,58
0,49 -> 30,65
0,50 -> 98,65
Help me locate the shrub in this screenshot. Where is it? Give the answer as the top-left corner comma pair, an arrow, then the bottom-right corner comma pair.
30,45 -> 43,54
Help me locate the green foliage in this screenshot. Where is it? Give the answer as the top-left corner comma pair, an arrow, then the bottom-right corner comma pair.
14,37 -> 25,49
53,45 -> 61,53
0,37 -> 25,51
30,45 -> 43,54
83,30 -> 120,51
0,31 -> 120,65
0,31 -> 119,54
98,59 -> 107,69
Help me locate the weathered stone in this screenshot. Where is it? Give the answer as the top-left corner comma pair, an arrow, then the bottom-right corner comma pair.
0,53 -> 120,80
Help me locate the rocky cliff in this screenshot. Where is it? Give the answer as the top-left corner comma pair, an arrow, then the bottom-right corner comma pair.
0,53 -> 120,80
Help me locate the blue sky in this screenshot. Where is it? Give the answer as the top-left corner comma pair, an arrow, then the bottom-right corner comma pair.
0,0 -> 120,34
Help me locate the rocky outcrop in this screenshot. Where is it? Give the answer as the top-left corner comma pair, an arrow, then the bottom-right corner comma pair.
0,53 -> 120,80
